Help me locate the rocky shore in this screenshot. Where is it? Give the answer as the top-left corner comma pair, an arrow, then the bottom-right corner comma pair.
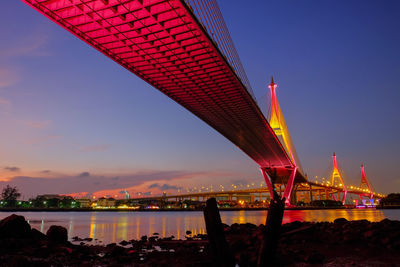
0,214 -> 399,266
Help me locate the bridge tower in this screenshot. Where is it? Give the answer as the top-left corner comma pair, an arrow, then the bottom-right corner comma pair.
360,164 -> 374,199
263,77 -> 303,205
268,77 -> 302,171
331,153 -> 347,204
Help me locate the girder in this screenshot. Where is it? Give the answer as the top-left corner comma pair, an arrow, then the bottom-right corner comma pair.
22,0 -> 302,174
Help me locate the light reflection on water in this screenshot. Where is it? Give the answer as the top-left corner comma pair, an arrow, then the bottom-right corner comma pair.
0,209 -> 398,244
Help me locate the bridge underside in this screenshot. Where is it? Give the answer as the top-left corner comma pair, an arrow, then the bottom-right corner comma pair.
23,0 -> 307,181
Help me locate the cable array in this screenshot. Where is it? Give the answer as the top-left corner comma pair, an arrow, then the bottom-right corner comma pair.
184,0 -> 255,99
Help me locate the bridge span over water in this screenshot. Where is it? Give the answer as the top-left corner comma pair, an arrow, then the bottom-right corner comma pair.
21,0 -> 383,204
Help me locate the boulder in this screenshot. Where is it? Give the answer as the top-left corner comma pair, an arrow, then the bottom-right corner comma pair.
7,255 -> 30,267
306,251 -> 325,264
119,240 -> 129,246
334,218 -> 348,224
364,230 -> 374,239
46,225 -> 68,244
0,214 -> 31,239
31,228 -> 47,241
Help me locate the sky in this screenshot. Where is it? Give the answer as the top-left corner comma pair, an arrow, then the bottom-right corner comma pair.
0,0 -> 399,199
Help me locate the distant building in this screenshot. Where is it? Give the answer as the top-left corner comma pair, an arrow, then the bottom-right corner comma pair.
97,197 -> 116,207
76,198 -> 91,208
36,194 -> 72,200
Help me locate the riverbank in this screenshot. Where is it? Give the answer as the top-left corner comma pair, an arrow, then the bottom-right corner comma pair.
0,214 -> 399,266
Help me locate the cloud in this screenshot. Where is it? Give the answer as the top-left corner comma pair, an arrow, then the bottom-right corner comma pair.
4,166 -> 20,172
24,135 -> 63,145
25,120 -> 51,129
148,183 -> 182,191
80,144 -> 111,152
79,172 -> 90,177
0,68 -> 19,88
0,33 -> 49,58
1,170 -> 202,197
148,183 -> 158,189
0,97 -> 11,111
41,170 -> 51,174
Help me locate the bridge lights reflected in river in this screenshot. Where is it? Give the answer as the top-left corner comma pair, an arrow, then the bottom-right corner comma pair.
4,209 -> 397,244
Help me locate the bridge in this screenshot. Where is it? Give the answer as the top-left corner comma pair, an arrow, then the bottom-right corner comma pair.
21,0 -> 384,205
121,158 -> 384,206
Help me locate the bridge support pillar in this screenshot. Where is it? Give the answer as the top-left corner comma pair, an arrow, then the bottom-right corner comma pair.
260,168 -> 274,198
260,167 -> 297,206
282,168 -> 297,205
342,190 -> 348,205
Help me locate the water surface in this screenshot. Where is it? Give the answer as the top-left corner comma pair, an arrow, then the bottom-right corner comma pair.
1,209 -> 398,244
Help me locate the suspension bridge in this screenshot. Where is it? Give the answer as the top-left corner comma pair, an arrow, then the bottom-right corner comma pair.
21,0 -> 384,205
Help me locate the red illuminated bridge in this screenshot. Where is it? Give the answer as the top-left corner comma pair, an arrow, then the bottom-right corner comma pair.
22,0 -> 371,205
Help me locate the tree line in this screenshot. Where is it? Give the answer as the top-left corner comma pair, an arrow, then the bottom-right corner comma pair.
0,185 -> 79,208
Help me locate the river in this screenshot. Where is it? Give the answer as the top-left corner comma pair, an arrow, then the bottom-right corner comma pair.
1,209 -> 399,244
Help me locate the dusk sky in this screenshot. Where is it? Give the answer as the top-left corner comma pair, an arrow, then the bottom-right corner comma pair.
1,0 -> 399,199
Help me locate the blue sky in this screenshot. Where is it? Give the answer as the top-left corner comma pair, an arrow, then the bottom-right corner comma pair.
0,0 -> 399,198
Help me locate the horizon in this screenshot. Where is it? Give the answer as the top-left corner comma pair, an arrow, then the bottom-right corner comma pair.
1,0 -> 399,198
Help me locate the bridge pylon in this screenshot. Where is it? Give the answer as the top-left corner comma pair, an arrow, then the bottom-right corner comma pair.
266,77 -> 303,206
260,167 -> 297,206
331,153 -> 347,204
360,164 -> 374,199
268,77 -> 303,173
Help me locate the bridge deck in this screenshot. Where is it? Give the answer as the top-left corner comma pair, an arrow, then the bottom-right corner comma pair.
22,0 -> 302,175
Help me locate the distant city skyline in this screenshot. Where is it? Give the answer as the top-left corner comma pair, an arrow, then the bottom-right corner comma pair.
0,0 -> 399,198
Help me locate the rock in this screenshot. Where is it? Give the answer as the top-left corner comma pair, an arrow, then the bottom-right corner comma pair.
7,255 -> 30,267
364,230 -> 374,238
334,218 -> 348,224
306,251 -> 325,264
0,214 -> 31,239
186,230 -> 192,235
119,240 -> 129,246
83,237 -> 93,242
46,225 -> 68,243
33,246 -> 52,258
149,236 -> 158,242
110,245 -> 125,257
31,228 -> 47,240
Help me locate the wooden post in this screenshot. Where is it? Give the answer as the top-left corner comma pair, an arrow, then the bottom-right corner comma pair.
257,169 -> 286,267
257,190 -> 285,266
203,198 -> 235,267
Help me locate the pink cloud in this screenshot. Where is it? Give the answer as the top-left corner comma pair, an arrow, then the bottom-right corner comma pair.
0,33 -> 49,58
0,68 -> 19,88
80,144 -> 111,152
0,170 -> 210,198
24,134 -> 63,145
0,97 -> 11,109
25,120 -> 52,129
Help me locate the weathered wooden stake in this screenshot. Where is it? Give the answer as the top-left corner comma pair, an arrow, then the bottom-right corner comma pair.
257,171 -> 286,266
204,197 -> 235,267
